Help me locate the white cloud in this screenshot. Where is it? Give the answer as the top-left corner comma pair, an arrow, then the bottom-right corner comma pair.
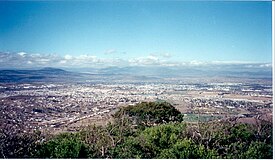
104,49 -> 116,54
129,55 -> 160,66
161,52 -> 172,58
259,63 -> 272,68
161,62 -> 180,67
0,51 -> 272,69
59,60 -> 67,64
64,55 -> 73,60
150,52 -> 172,59
211,60 -> 257,65
17,52 -> 27,57
189,60 -> 206,66
76,55 -> 97,60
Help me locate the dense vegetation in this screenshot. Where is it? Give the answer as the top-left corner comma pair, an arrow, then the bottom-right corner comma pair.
0,101 -> 272,159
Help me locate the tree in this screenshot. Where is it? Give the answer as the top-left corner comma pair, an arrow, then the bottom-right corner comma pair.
243,141 -> 273,159
35,133 -> 89,158
113,101 -> 183,127
158,139 -> 218,159
110,137 -> 144,158
0,130 -> 41,158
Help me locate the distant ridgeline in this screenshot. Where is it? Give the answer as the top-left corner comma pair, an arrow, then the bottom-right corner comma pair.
0,66 -> 272,83
0,101 -> 272,159
0,67 -> 77,83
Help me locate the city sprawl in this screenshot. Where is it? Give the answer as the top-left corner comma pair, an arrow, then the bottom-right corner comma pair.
0,78 -> 272,134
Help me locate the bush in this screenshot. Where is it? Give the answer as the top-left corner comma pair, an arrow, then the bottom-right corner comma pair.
243,141 -> 273,159
110,137 -> 144,158
158,139 -> 218,159
1,101 -> 272,159
113,101 -> 183,127
35,133 -> 89,158
0,131 -> 41,158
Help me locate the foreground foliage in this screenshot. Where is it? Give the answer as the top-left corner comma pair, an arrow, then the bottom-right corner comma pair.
34,133 -> 89,158
113,101 -> 183,127
0,102 -> 272,159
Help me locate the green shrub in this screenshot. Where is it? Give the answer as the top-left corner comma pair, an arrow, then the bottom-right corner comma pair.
113,101 -> 183,127
158,139 -> 218,159
243,141 -> 273,159
35,133 -> 89,158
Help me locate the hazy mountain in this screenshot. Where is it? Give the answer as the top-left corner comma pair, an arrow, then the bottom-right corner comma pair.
0,65 -> 271,83
74,65 -> 271,78
0,67 -> 77,83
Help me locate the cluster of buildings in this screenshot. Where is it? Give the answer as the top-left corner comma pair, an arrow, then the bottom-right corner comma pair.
0,81 -> 272,133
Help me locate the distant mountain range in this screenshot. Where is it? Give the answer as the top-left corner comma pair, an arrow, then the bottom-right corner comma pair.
67,65 -> 272,78
0,66 -> 272,83
0,67 -> 76,83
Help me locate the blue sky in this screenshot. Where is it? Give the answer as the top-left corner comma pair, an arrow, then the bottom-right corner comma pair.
0,1 -> 272,68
